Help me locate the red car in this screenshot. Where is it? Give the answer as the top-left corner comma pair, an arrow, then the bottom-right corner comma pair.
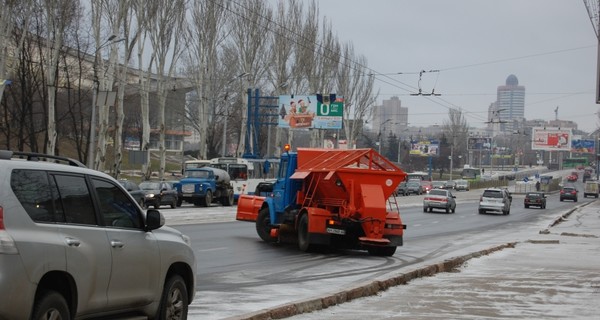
566,174 -> 578,182
420,180 -> 433,193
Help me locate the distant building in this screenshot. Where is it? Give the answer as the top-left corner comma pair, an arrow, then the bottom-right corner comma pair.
372,96 -> 408,136
491,74 -> 525,133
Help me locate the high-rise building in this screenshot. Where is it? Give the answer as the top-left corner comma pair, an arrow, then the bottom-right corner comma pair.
373,96 -> 408,135
494,74 -> 525,133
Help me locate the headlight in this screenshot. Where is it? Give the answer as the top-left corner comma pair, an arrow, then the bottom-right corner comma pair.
145,193 -> 156,198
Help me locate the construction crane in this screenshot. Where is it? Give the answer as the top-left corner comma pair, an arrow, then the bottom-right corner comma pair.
584,0 -> 600,103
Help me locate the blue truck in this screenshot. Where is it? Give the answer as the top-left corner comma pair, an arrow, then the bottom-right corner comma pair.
174,167 -> 234,207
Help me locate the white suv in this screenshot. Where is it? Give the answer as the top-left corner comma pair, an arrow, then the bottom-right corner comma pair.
478,187 -> 512,215
0,150 -> 196,319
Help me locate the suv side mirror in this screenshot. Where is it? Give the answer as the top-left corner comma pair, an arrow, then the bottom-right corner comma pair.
146,209 -> 165,230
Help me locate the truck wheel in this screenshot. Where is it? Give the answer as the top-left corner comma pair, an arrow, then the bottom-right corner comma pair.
298,214 -> 314,252
31,290 -> 70,320
203,190 -> 212,207
256,207 -> 275,243
157,274 -> 188,320
367,246 -> 396,257
221,190 -> 234,206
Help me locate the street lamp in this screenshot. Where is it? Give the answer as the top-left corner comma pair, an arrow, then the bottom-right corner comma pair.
87,35 -> 125,169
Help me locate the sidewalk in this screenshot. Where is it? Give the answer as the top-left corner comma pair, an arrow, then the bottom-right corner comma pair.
241,200 -> 600,320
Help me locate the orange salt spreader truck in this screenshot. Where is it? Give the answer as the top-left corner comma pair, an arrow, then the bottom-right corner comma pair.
236,146 -> 407,256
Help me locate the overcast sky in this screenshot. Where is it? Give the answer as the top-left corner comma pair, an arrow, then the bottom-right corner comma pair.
312,0 -> 599,133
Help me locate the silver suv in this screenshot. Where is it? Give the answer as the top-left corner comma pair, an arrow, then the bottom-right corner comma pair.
0,150 -> 196,319
478,187 -> 512,215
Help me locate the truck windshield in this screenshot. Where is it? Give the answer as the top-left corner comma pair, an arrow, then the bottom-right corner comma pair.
187,171 -> 209,179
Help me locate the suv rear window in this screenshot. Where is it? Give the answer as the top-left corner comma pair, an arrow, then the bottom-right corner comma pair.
11,170 -> 96,225
482,190 -> 503,198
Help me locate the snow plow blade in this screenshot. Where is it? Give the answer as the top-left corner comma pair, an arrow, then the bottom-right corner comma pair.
236,194 -> 264,222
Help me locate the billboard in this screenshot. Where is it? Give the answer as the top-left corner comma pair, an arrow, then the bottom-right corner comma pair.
410,139 -> 439,156
531,127 -> 572,151
278,94 -> 343,130
571,139 -> 595,154
467,137 -> 492,150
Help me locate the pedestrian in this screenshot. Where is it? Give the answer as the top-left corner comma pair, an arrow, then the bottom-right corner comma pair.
535,180 -> 540,192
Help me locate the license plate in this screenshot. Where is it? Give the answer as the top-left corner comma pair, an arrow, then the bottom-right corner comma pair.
326,227 -> 346,235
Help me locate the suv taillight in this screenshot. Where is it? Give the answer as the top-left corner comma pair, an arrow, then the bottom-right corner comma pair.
0,207 -> 19,254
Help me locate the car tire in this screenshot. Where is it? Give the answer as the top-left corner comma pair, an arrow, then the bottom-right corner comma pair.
31,290 -> 70,320
220,190 -> 234,207
170,198 -> 176,209
255,207 -> 276,243
451,206 -> 456,213
154,200 -> 160,209
445,207 -> 449,213
525,204 -> 529,208
139,199 -> 146,209
157,275 -> 188,320
423,206 -> 427,213
542,204 -> 546,209
479,209 -> 485,214
560,198 -> 564,202
203,190 -> 212,207
176,198 -> 182,207
298,214 -> 314,252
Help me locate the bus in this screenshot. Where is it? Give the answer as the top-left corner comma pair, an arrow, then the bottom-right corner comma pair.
183,159 -> 211,171
461,167 -> 482,179
209,157 -> 279,200
562,157 -> 589,169
406,171 -> 431,181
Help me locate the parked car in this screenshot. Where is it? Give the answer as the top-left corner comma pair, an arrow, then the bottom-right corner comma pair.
443,180 -> 457,189
454,179 -> 470,191
560,186 -> 579,202
118,179 -> 146,207
478,188 -> 512,215
406,180 -> 424,195
524,192 -> 546,209
395,181 -> 408,196
0,150 -> 196,320
423,189 -> 456,213
139,180 -> 179,209
431,180 -> 446,189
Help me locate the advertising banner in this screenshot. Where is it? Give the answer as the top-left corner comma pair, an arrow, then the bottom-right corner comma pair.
278,94 -> 343,130
571,139 -> 595,154
410,139 -> 439,156
531,127 -> 572,151
467,137 -> 492,150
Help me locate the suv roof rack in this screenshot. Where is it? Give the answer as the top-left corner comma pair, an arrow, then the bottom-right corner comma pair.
0,150 -> 87,168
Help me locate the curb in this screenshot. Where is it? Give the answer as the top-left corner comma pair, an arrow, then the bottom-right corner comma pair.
226,242 -> 517,320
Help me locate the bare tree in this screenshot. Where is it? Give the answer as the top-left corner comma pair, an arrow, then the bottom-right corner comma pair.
185,0 -> 231,160
269,0 -> 302,156
337,43 -> 377,148
442,107 -> 470,168
0,1 -> 34,105
147,0 -> 187,179
229,0 -> 272,157
107,0 -> 140,178
132,0 -> 157,180
43,0 -> 77,155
